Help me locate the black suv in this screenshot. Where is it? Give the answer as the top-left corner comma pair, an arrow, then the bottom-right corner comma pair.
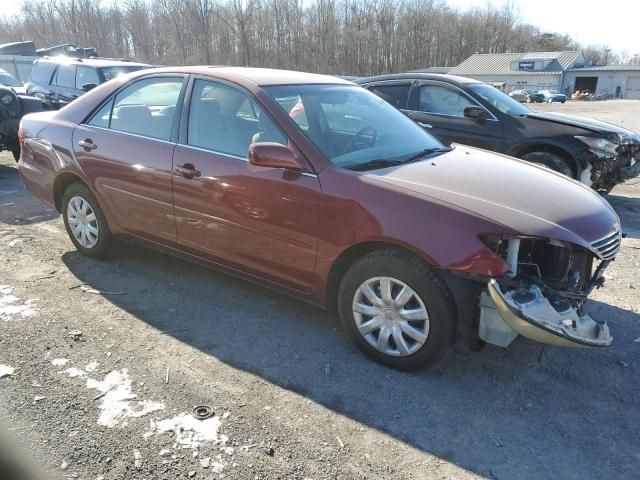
357,74 -> 640,192
0,86 -> 45,161
26,57 -> 149,110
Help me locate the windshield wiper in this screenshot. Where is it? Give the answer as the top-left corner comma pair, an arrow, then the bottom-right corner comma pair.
347,158 -> 406,171
405,147 -> 452,163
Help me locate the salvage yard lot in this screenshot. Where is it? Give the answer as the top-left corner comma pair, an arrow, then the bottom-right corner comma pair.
1,100 -> 639,480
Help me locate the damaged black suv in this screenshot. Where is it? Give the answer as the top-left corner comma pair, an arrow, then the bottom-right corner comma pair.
358,74 -> 640,192
0,86 -> 45,161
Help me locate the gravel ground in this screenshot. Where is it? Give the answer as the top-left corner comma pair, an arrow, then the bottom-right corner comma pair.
1,100 -> 639,480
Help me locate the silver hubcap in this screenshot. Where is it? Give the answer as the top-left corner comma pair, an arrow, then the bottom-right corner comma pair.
67,196 -> 99,249
352,277 -> 429,357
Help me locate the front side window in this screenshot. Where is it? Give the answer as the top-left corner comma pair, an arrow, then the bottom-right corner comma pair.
55,65 -> 77,89
469,83 -> 530,116
266,84 -> 447,170
368,84 -> 410,109
87,77 -> 183,141
76,67 -> 100,90
419,84 -> 475,117
187,79 -> 287,157
100,66 -> 147,82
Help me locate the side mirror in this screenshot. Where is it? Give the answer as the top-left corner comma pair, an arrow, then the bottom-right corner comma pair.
248,142 -> 304,172
81,83 -> 97,92
464,106 -> 489,122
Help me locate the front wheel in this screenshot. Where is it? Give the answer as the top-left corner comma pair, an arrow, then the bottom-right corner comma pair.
521,151 -> 574,178
11,144 -> 20,162
337,250 -> 455,371
62,182 -> 113,259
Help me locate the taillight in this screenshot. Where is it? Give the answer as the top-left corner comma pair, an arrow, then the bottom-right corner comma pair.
17,124 -> 23,145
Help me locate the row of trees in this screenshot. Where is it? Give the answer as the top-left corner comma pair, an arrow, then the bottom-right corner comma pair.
0,0 -> 632,75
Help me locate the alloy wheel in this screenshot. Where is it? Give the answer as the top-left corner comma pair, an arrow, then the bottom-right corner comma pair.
66,195 -> 99,249
352,276 -> 430,357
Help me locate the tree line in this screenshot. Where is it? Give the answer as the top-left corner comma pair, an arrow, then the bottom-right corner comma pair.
0,0 -> 633,75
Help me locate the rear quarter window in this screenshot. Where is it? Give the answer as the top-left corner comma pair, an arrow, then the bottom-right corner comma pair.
30,62 -> 56,84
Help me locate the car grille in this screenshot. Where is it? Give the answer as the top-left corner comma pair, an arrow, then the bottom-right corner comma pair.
591,230 -> 622,260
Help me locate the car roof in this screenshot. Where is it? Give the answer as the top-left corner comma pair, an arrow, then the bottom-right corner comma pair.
356,73 -> 484,86
132,66 -> 355,87
36,56 -> 150,68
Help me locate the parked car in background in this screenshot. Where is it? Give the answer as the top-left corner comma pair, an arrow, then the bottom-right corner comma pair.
0,85 -> 45,160
18,67 -> 621,370
0,69 -> 26,95
508,89 -> 544,103
357,73 -> 640,192
26,57 -> 150,109
539,89 -> 567,103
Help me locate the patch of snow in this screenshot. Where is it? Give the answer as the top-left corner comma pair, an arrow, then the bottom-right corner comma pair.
52,358 -> 69,367
8,239 -> 23,247
145,413 -> 228,449
0,285 -> 37,319
64,367 -> 86,378
85,361 -> 99,373
86,369 -> 164,428
0,364 -> 15,379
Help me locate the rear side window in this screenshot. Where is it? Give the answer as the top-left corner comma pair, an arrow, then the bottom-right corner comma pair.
55,65 -> 77,89
30,61 -> 56,84
76,67 -> 100,89
368,84 -> 410,109
87,77 -> 183,141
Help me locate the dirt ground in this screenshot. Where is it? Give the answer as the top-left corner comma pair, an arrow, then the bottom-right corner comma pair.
1,100 -> 639,480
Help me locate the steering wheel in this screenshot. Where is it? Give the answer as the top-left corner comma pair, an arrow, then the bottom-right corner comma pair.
352,126 -> 377,150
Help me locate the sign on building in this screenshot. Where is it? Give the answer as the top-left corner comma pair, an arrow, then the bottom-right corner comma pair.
518,61 -> 535,71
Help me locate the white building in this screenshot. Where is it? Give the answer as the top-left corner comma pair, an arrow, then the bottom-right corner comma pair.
447,51 -> 640,99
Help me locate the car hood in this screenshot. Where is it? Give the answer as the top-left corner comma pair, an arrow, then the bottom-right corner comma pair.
365,145 -> 620,251
523,112 -> 640,142
11,86 -> 27,95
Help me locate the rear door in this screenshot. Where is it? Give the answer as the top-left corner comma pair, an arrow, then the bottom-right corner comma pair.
72,75 -> 186,245
408,80 -> 504,151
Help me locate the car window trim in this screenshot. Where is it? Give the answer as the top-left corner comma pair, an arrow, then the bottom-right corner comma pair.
411,80 -> 498,122
82,124 -> 178,145
178,74 -> 293,162
81,73 -> 188,143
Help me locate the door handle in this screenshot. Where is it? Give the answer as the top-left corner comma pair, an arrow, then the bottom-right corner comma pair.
78,139 -> 97,150
174,164 -> 201,178
418,122 -> 433,129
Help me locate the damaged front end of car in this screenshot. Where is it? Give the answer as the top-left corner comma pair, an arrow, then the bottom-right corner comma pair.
476,232 -> 620,348
576,133 -> 640,192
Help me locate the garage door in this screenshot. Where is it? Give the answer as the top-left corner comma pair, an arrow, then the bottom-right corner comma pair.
626,77 -> 640,100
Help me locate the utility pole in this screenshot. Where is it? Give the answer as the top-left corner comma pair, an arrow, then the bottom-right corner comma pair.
603,48 -> 611,65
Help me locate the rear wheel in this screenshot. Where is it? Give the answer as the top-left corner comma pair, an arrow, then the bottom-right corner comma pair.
521,151 -> 574,178
337,250 -> 455,371
62,182 -> 113,259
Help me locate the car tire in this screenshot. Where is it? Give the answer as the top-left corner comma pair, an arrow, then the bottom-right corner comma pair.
337,250 -> 455,371
561,100 -> 566,104
62,182 -> 113,259
521,151 -> 574,178
11,144 -> 20,162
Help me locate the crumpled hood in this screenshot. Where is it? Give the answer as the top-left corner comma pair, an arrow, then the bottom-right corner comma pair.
524,112 -> 640,142
366,145 -> 620,251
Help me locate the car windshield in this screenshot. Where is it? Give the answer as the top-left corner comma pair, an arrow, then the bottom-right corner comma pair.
470,83 -> 531,116
0,72 -> 21,87
265,84 -> 447,170
100,66 -> 147,82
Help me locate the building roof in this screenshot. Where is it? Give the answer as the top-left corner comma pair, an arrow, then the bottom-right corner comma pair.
567,65 -> 640,72
409,67 -> 452,74
449,51 -> 582,76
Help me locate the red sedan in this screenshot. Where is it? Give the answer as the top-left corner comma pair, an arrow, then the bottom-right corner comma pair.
18,67 -> 620,369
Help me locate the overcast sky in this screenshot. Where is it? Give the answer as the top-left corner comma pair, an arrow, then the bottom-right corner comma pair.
0,0 -> 638,55
448,0 -> 639,54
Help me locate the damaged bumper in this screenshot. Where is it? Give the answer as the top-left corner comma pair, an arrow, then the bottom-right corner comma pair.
581,145 -> 640,192
486,280 -> 612,348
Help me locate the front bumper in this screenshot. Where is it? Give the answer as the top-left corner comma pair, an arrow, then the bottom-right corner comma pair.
620,156 -> 640,181
582,146 -> 640,191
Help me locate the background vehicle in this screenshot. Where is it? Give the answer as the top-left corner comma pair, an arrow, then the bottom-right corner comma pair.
0,85 -> 44,160
508,89 -> 544,103
358,73 -> 640,191
539,89 -> 567,103
0,69 -> 26,94
26,57 -> 150,109
18,67 -> 621,370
